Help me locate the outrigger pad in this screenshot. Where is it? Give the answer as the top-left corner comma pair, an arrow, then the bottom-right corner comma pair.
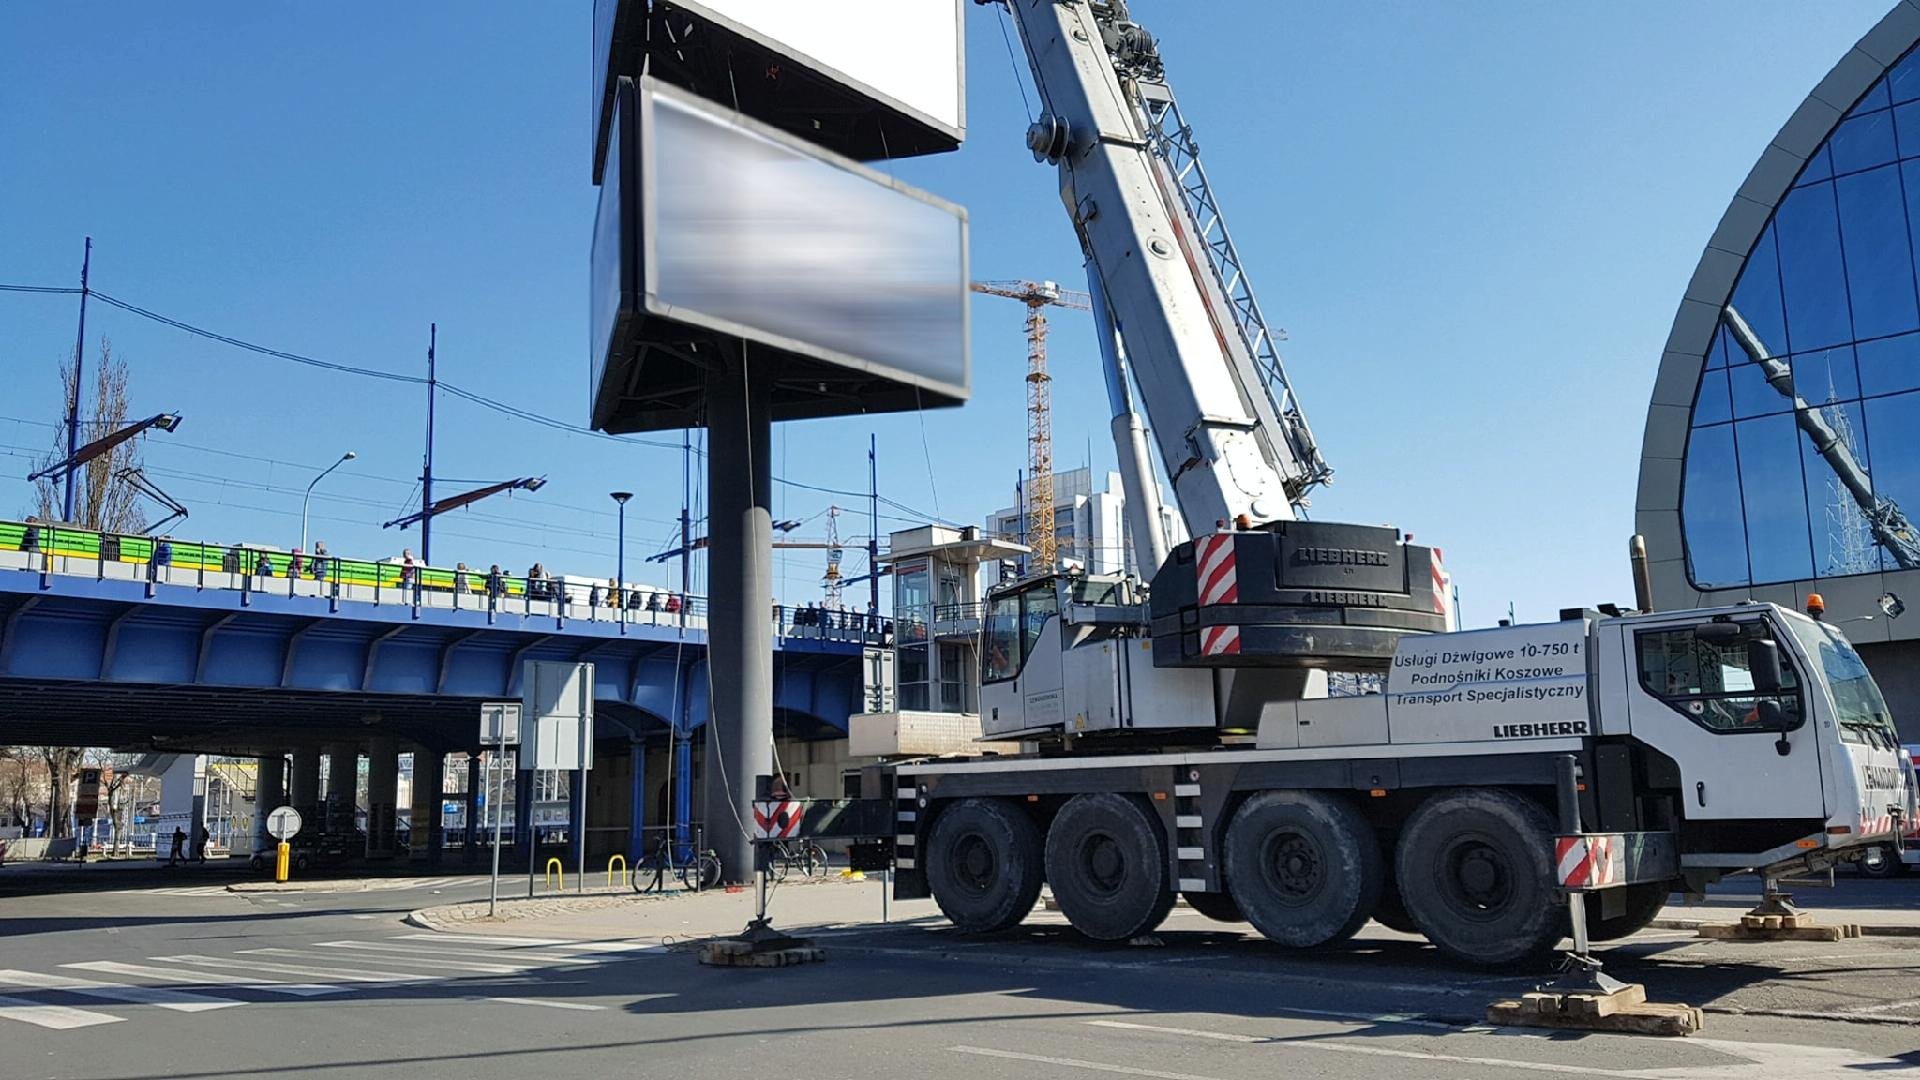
1487,985 -> 1704,1037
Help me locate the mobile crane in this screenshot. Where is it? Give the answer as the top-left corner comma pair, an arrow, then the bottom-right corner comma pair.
845,0 -> 1919,968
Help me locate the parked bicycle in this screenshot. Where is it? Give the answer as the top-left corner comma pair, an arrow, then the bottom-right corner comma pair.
633,832 -> 722,894
769,838 -> 831,881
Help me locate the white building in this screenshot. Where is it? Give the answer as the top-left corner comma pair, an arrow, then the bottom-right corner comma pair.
987,467 -> 1183,579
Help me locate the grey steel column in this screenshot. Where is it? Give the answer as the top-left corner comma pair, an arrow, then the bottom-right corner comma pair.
463,755 -> 481,863
413,747 -> 444,865
253,754 -> 286,857
325,743 -> 358,837
704,350 -> 773,885
289,748 -> 321,836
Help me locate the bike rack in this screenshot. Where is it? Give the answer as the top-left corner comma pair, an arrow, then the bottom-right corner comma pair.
606,853 -> 627,888
544,857 -> 565,891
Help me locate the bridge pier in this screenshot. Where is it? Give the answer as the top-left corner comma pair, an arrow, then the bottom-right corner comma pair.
366,736 -> 398,858
413,746 -> 444,865
325,743 -> 358,837
289,748 -> 320,837
628,737 -> 647,862
253,753 -> 285,856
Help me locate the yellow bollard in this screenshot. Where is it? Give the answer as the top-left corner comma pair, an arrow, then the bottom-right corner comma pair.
545,857 -> 564,891
606,854 -> 628,888
275,841 -> 290,883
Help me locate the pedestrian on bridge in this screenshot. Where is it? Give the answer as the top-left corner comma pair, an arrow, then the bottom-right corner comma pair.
400,549 -> 416,590
311,540 -> 330,580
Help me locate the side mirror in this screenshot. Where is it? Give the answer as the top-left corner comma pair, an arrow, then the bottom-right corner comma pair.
1748,639 -> 1785,693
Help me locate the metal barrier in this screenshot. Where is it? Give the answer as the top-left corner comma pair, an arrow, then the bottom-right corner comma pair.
605,853 -> 628,888
544,857 -> 565,891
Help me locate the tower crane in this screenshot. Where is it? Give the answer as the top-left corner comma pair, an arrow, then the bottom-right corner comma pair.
971,279 -> 1092,571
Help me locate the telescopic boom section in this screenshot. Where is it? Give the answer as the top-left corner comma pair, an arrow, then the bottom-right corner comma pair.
1001,0 -> 1326,536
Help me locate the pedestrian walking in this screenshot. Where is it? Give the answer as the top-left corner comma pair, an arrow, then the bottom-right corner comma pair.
168,826 -> 186,866
487,564 -> 504,599
310,540 -> 330,580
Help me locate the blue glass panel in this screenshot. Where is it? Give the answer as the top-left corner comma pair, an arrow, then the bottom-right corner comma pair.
1682,424 -> 1750,589
1832,111 -> 1898,174
1708,323 -> 1732,370
1776,183 -> 1853,351
1859,330 -> 1920,397
1796,144 -> 1834,187
1848,76 -> 1892,118
1898,102 -> 1920,160
1729,224 -> 1790,357
1791,345 -> 1859,403
1894,50 -> 1920,105
1799,401 -> 1884,576
1864,389 -> 1920,567
1736,413 -> 1815,583
1836,165 -> 1920,339
1730,359 -> 1791,418
1693,369 -> 1732,426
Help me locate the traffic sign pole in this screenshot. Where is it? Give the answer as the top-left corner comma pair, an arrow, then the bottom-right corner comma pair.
488,753 -> 504,917
264,805 -> 302,883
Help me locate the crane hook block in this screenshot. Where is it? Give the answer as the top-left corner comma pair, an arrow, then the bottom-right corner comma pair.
1148,521 -> 1449,669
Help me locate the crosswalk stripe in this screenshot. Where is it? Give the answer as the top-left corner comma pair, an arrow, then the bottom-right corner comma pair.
299,945 -> 533,974
393,932 -> 575,947
549,941 -> 659,954
63,961 -> 343,997
0,995 -> 124,1029
157,954 -> 425,983
344,941 -> 602,965
0,970 -> 240,1013
487,997 -> 605,1011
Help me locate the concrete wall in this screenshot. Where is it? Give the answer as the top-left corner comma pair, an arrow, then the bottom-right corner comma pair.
1859,639 -> 1920,744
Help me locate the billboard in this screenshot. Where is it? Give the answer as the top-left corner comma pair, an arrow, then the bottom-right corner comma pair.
593,0 -> 965,182
592,76 -> 969,434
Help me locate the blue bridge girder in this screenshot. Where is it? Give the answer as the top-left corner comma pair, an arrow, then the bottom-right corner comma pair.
0,568 -> 870,755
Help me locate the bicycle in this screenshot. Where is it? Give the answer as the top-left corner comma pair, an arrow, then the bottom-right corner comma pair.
632,833 -> 722,894
769,838 -> 831,881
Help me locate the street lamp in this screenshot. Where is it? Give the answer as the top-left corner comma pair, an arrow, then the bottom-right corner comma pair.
611,492 -> 633,632
302,451 -> 357,552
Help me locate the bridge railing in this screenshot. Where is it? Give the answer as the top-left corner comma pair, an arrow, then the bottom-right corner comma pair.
0,520 -> 892,645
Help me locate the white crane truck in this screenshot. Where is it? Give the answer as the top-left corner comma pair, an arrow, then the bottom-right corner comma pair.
850,0 -> 1917,967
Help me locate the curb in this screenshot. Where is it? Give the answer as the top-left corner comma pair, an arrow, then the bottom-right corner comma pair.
1650,917 -> 1920,938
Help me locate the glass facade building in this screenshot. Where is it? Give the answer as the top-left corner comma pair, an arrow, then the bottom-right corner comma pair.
1639,3 -> 1920,734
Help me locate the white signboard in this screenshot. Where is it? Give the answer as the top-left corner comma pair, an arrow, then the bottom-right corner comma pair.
265,806 -> 303,841
480,702 -> 522,747
1386,620 -> 1590,744
688,0 -> 963,133
520,661 -> 595,771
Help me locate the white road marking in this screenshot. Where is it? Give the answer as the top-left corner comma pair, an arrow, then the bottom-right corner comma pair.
485,996 -> 605,1011
0,995 -> 124,1030
1083,1019 -> 1907,1079
0,970 -> 240,1013
297,944 -> 532,974
951,1045 -> 1217,1080
158,954 -> 425,983
394,933 -> 575,947
546,941 -> 658,954
63,961 -> 342,997
340,940 -> 600,965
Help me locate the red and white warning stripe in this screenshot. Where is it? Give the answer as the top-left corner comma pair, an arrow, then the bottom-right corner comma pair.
1555,834 -> 1621,889
752,800 -> 803,840
1195,534 -> 1240,656
1430,547 -> 1453,629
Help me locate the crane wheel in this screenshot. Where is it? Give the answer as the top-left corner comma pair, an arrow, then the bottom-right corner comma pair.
1584,882 -> 1670,941
1222,790 -> 1382,948
1395,788 -> 1561,967
925,798 -> 1043,934
1044,793 -> 1173,941
1181,890 -> 1245,923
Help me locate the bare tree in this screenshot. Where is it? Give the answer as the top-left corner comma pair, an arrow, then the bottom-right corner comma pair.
27,340 -> 146,838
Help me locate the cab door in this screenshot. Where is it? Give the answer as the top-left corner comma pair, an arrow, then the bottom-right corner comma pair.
1624,616 -> 1825,822
978,578 -> 1066,737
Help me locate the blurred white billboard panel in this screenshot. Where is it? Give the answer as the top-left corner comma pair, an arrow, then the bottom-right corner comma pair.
591,76 -> 969,434
593,0 -> 964,182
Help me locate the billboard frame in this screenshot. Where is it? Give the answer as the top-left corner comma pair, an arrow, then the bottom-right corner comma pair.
591,75 -> 970,435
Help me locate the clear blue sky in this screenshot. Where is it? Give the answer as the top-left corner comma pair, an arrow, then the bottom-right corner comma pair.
0,2 -> 1894,621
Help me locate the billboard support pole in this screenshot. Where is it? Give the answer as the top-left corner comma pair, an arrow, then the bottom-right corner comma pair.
704,346 -> 773,886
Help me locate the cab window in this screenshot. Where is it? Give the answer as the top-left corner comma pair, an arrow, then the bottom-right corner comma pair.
1635,623 -> 1802,732
982,580 -> 1060,684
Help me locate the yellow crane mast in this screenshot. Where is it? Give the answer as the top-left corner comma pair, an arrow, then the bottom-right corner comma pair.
970,279 -> 1092,570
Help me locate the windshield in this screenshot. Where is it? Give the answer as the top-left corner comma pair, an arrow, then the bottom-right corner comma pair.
1785,613 -> 1899,747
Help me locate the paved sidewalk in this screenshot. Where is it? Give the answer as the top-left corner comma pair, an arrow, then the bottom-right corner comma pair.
1656,892 -> 1920,935
410,875 -> 936,943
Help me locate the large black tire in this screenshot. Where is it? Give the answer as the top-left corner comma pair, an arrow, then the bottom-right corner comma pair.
1396,789 -> 1562,967
1182,890 -> 1245,923
926,798 -> 1044,933
1044,793 -> 1173,941
1222,790 -> 1382,948
1584,882 -> 1670,942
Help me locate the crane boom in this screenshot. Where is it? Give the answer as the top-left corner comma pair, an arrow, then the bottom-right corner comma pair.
1000,0 -> 1324,537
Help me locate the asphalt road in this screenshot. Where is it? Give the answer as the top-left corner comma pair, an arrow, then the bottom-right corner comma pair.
1,870 -> 1918,1080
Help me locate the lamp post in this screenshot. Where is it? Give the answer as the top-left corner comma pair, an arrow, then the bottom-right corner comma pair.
302,451 -> 356,552
611,492 -> 632,632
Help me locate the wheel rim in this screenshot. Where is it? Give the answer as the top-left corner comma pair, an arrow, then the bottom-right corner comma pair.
1436,832 -> 1514,918
1076,830 -> 1127,896
949,832 -> 998,896
1260,829 -> 1324,904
